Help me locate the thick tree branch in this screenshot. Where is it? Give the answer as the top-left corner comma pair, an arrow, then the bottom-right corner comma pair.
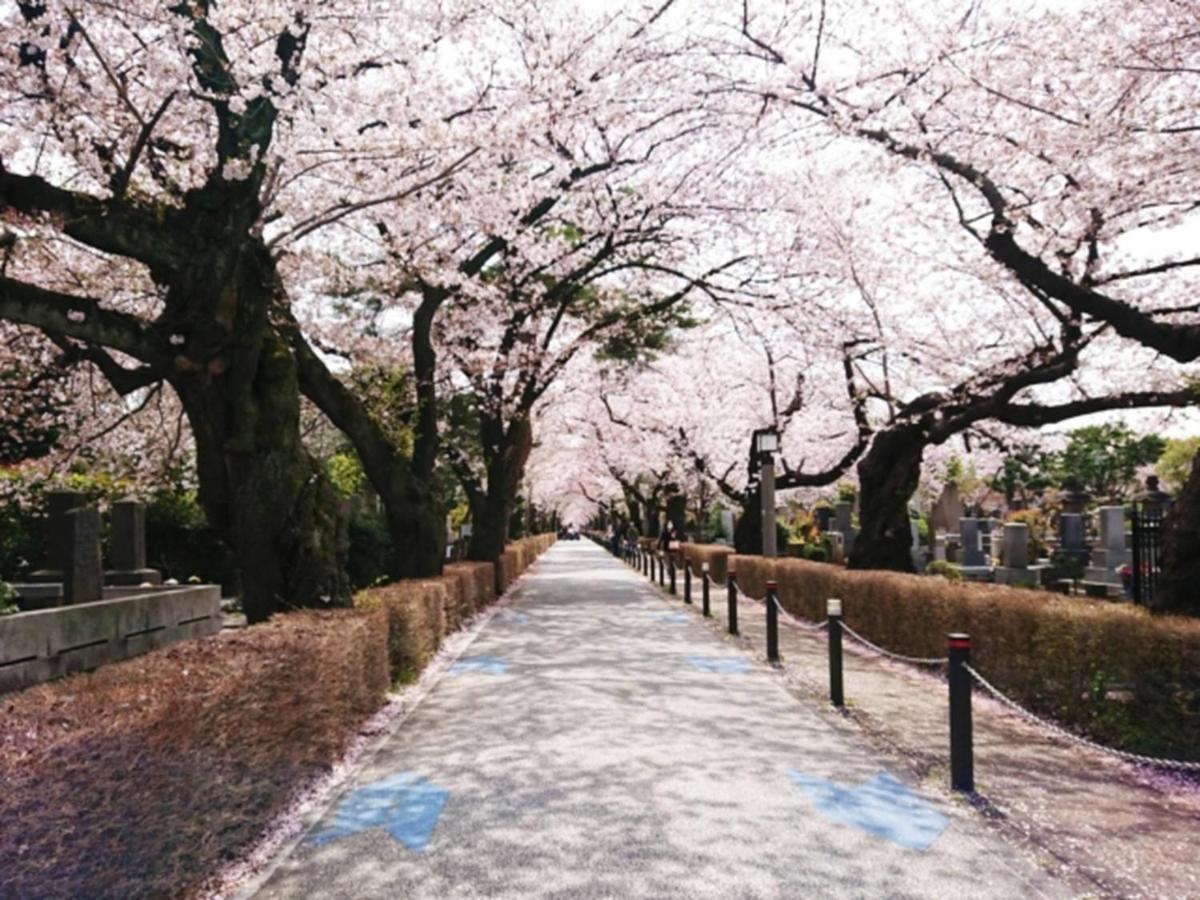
0,276 -> 168,365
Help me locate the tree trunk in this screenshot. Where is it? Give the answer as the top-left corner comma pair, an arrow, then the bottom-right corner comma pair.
850,426 -> 925,572
468,415 -> 534,566
735,492 -> 761,554
167,209 -> 347,623
179,328 -> 348,624
666,493 -> 687,536
1156,452 -> 1200,616
379,479 -> 445,580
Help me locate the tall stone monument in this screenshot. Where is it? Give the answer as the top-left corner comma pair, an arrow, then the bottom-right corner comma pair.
105,499 -> 162,586
930,483 -> 964,535
958,517 -> 986,567
64,507 -> 103,605
29,489 -> 87,583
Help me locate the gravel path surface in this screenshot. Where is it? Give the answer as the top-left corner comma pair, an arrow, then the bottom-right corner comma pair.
249,541 -> 1075,899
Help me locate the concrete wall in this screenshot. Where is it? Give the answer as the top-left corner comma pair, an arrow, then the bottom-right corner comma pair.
0,585 -> 221,694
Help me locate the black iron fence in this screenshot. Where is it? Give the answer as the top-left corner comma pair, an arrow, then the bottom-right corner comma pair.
1130,506 -> 1164,606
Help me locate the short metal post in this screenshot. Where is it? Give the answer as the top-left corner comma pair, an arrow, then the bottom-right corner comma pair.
949,633 -> 974,792
727,570 -> 739,635
683,561 -> 692,604
701,563 -> 711,617
766,580 -> 780,663
669,557 -> 677,595
658,553 -> 665,587
827,598 -> 844,707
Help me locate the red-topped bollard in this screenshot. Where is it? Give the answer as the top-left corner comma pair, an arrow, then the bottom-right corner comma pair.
726,569 -> 739,635
765,580 -> 780,663
948,633 -> 974,792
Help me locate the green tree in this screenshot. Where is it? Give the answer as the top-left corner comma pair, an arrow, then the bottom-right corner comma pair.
988,443 -> 1057,507
1156,437 -> 1200,493
1055,424 -> 1166,501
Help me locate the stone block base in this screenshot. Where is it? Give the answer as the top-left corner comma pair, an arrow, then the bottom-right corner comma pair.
0,585 -> 221,694
104,568 -> 163,586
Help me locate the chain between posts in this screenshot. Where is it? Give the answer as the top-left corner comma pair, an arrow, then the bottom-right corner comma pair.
837,621 -> 949,666
632,550 -> 1199,775
963,663 -> 1200,772
770,596 -> 828,632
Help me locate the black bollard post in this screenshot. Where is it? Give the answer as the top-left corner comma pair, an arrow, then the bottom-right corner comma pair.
669,557 -> 677,595
827,598 -> 844,707
727,570 -> 739,635
766,580 -> 780,663
948,633 -> 974,792
683,561 -> 692,604
701,563 -> 711,617
658,553 -> 665,587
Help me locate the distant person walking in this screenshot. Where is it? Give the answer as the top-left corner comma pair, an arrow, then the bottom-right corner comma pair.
658,521 -> 683,566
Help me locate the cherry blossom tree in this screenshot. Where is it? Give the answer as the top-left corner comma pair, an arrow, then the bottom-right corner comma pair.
0,0 -> 485,618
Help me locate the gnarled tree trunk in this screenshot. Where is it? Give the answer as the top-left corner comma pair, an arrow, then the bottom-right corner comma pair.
168,217 -> 348,623
850,425 -> 925,572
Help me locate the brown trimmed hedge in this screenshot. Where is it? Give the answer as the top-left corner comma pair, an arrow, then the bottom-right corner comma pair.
497,533 -> 557,592
357,534 -> 555,681
681,543 -> 734,583
686,544 -> 1200,760
0,609 -> 389,899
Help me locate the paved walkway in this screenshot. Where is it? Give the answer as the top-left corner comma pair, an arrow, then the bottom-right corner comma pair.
249,542 -> 1075,899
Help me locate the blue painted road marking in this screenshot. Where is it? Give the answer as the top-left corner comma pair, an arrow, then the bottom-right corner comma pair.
786,769 -> 949,851
686,656 -> 752,674
450,655 -> 508,675
307,772 -> 449,851
655,612 -> 691,623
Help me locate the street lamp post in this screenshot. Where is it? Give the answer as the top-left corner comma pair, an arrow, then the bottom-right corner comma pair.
755,428 -> 779,558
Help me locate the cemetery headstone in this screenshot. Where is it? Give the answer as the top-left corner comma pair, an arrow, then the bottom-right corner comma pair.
1085,506 -> 1128,585
910,519 -> 925,572
1059,513 -> 1086,561
64,507 -> 103,605
29,489 -> 87,583
106,499 -> 162,586
958,518 -> 986,567
720,510 -> 735,541
833,502 -> 856,554
994,522 -> 1047,586
930,483 -> 964,535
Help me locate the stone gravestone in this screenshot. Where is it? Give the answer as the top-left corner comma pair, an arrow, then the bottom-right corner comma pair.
833,502 -> 856,555
1002,523 -> 1028,569
813,506 -> 834,532
910,519 -> 925,573
995,522 -> 1041,586
1059,513 -> 1086,561
958,518 -> 986,567
29,489 -> 87,583
64,507 -> 103,605
1086,506 -> 1128,584
106,499 -> 163,586
930,483 -> 964,535
720,510 -> 735,544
